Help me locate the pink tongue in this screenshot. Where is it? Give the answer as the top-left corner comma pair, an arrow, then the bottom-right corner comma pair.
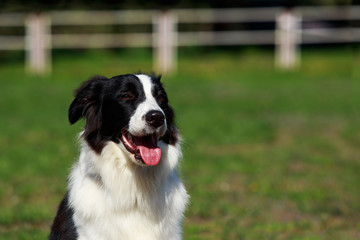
133,135 -> 161,166
137,146 -> 161,166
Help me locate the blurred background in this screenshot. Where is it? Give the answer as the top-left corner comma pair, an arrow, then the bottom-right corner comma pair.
0,0 -> 359,239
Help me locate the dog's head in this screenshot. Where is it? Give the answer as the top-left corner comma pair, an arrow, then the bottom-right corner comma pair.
69,74 -> 178,166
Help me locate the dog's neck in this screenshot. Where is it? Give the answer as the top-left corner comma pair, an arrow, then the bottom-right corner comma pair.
68,138 -> 181,216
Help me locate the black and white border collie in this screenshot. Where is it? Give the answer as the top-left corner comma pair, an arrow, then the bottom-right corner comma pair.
49,74 -> 188,240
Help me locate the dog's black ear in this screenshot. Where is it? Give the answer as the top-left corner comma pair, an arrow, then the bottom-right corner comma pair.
68,76 -> 108,124
151,72 -> 162,82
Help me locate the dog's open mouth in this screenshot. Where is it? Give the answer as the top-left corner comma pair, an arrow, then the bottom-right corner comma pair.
121,130 -> 161,166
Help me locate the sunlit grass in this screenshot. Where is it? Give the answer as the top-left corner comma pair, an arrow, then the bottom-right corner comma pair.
0,48 -> 359,239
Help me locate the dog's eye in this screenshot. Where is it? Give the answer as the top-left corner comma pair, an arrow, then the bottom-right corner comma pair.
120,93 -> 136,101
156,93 -> 167,102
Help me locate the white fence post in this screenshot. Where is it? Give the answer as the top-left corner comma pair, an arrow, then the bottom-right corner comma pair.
153,10 -> 177,74
26,13 -> 51,74
275,9 -> 301,69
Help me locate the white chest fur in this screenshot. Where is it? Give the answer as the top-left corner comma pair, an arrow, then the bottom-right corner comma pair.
68,140 -> 188,240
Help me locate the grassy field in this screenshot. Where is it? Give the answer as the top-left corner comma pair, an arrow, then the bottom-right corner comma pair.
0,48 -> 359,239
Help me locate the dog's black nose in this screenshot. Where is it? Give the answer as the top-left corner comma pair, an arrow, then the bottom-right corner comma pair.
145,110 -> 165,128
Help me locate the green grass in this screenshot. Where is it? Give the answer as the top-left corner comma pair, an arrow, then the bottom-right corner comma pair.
0,48 -> 359,239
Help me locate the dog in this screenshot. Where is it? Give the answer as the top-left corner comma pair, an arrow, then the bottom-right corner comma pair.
49,74 -> 188,240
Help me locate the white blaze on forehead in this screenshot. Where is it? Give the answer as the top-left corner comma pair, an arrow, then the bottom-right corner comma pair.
135,74 -> 162,111
128,74 -> 166,135
136,74 -> 156,101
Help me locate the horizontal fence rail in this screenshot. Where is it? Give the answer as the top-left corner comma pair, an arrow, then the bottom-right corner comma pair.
174,8 -> 282,23
52,33 -> 153,48
0,13 -> 27,26
50,10 -> 155,25
178,30 -> 276,46
0,6 -> 358,73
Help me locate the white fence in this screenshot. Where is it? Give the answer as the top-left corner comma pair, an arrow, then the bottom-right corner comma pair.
0,7 -> 359,74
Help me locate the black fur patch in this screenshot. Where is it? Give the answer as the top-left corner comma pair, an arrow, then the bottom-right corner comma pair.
49,193 -> 78,240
